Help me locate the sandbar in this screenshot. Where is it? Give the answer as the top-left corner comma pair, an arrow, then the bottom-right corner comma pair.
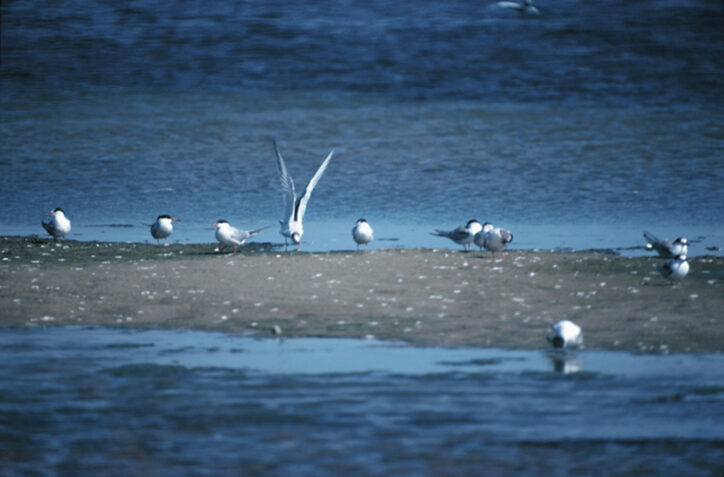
1,236 -> 722,353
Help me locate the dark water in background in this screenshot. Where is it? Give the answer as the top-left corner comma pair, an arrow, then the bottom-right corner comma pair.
2,4 -> 724,473
1,327 -> 723,475
1,0 -> 723,252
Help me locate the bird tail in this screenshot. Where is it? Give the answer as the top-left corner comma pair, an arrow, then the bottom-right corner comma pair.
430,230 -> 447,237
249,225 -> 272,237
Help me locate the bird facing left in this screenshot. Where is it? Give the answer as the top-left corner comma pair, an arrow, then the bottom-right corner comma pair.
42,208 -> 71,239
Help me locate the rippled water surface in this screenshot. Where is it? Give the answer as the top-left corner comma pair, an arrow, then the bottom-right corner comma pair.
1,327 -> 723,475
2,0 -> 723,253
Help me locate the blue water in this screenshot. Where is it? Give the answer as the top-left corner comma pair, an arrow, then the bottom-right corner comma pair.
0,327 -> 722,475
1,0 -> 723,253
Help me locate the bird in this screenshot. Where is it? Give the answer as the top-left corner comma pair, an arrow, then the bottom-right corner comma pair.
547,320 -> 583,349
657,255 -> 689,285
213,220 -> 268,254
42,208 -> 71,239
643,231 -> 688,258
274,140 -> 334,251
496,0 -> 540,14
352,218 -> 374,250
149,215 -> 178,245
431,219 -> 482,251
474,222 -> 514,256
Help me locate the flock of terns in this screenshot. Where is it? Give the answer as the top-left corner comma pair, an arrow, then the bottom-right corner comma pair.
40,140 -> 692,287
39,141 -> 692,351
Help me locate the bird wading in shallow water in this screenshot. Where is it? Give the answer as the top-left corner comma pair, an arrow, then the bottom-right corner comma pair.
274,140 -> 334,251
214,220 -> 268,254
42,208 -> 71,239
431,219 -> 482,251
548,320 -> 583,349
149,215 -> 178,245
496,0 -> 540,15
352,218 -> 374,251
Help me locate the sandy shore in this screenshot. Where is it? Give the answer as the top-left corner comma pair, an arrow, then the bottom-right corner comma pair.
1,236 -> 722,353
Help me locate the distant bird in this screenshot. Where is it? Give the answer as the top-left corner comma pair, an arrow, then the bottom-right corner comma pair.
274,141 -> 334,251
474,222 -> 514,256
42,208 -> 71,239
431,219 -> 483,251
149,215 -> 178,245
213,220 -> 268,254
352,218 -> 374,250
496,0 -> 540,15
548,320 -> 583,349
657,255 -> 689,285
643,231 -> 688,258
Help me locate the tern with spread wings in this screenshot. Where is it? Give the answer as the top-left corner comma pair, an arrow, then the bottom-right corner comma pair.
274,141 -> 334,251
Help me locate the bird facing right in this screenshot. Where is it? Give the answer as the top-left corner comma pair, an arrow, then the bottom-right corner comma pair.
643,231 -> 688,258
352,218 -> 374,250
474,222 -> 514,256
150,215 -> 178,245
431,219 -> 482,251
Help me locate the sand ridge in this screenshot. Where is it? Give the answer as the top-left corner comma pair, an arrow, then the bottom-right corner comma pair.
1,236 -> 722,353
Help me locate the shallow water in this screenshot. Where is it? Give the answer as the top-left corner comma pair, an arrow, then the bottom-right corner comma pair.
1,327 -> 722,475
2,0 -> 724,254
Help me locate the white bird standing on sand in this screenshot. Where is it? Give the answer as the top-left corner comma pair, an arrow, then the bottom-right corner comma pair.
657,255 -> 689,285
352,218 -> 374,250
431,219 -> 483,251
42,208 -> 71,239
496,0 -> 540,15
643,231 -> 688,258
548,320 -> 583,349
150,215 -> 178,245
274,141 -> 334,251
474,222 -> 514,256
214,220 -> 268,254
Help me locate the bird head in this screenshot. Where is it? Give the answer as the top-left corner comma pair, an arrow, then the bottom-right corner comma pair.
47,207 -> 65,216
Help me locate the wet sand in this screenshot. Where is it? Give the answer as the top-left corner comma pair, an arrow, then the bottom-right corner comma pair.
1,236 -> 722,353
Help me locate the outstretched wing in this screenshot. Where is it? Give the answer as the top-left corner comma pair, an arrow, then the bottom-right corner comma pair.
295,149 -> 334,222
274,141 -> 296,222
643,231 -> 662,246
644,231 -> 673,257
